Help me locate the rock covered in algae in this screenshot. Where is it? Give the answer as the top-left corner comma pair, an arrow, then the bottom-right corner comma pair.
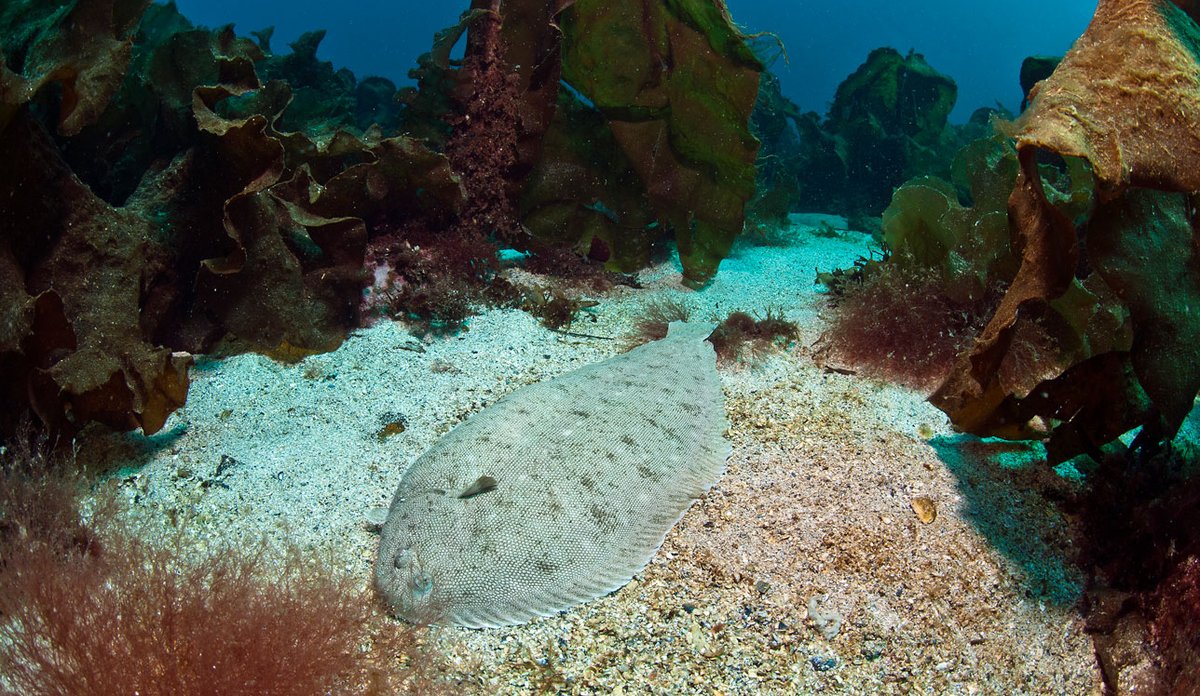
376,322 -> 730,628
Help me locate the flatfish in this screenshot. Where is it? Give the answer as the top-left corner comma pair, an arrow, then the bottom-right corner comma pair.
375,321 -> 729,628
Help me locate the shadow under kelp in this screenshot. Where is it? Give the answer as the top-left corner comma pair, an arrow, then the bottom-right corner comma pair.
72,422 -> 190,481
935,411 -> 1200,692
930,434 -> 1084,606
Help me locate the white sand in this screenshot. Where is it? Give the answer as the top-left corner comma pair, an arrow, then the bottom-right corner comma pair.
80,219 -> 1103,694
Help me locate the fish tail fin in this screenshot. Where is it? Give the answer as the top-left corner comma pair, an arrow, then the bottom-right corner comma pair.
666,321 -> 717,342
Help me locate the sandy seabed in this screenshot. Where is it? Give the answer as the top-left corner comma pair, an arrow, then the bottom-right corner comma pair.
80,217 -> 1105,695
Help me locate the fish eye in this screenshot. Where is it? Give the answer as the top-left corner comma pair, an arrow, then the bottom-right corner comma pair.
410,571 -> 434,597
393,549 -> 413,569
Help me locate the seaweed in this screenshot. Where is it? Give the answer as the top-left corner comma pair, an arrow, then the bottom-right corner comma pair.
826,48 -> 959,215
816,264 -> 1005,391
442,6 -> 525,249
930,0 -> 1200,462
0,111 -> 192,437
0,0 -> 148,137
519,286 -> 600,332
815,132 -> 1022,389
362,229 -> 496,335
1018,55 -> 1061,111
623,301 -> 795,360
0,0 -> 771,435
519,87 -> 662,273
744,48 -> 978,222
885,9 -> 1200,687
558,0 -> 763,286
0,3 -> 474,437
626,298 -> 693,348
521,243 -> 628,293
708,308 -> 798,363
0,430 -> 442,696
743,71 -> 804,241
815,247 -> 889,297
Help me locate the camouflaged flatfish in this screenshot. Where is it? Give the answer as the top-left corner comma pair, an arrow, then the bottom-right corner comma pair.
375,321 -> 729,628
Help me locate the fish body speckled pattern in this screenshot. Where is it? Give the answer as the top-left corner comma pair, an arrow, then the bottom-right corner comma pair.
375,321 -> 730,628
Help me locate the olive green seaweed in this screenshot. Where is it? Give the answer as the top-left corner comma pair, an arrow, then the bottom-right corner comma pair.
556,0 -> 763,285
879,135 -> 1019,305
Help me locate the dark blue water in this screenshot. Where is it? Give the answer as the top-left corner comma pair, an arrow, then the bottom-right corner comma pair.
173,0 -> 1094,121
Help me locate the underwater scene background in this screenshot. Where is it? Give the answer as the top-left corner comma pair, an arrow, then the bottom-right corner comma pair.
172,0 -> 1096,121
1,0 -> 1198,694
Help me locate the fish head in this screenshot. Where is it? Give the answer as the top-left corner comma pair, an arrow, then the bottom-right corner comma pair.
376,542 -> 440,622
376,480 -> 493,624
